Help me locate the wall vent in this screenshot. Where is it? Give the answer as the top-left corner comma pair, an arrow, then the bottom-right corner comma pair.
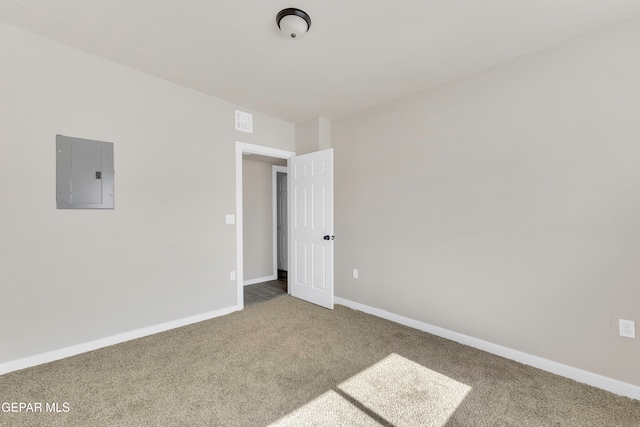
235,110 -> 253,133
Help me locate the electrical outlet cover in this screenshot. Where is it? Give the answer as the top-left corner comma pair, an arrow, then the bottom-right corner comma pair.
619,319 -> 636,338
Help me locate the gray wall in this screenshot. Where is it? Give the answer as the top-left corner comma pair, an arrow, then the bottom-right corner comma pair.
0,23 -> 294,364
242,158 -> 275,281
295,117 -> 331,155
332,16 -> 640,386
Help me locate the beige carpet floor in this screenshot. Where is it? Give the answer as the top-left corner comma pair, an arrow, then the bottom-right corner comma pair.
1,296 -> 639,426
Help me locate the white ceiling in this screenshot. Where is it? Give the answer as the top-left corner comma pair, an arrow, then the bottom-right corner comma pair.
2,0 -> 640,123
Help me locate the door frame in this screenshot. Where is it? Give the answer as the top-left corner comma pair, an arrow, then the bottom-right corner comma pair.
235,141 -> 295,310
272,165 -> 288,288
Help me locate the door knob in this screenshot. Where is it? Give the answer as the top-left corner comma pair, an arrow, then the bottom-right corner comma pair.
323,235 -> 335,240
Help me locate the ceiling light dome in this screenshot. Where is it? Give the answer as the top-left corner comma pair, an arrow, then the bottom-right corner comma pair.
276,8 -> 311,40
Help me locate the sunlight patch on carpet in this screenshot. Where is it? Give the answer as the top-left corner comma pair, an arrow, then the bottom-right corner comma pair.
270,353 -> 471,426
270,390 -> 382,426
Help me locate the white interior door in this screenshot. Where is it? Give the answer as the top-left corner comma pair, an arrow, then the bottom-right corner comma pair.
289,149 -> 334,309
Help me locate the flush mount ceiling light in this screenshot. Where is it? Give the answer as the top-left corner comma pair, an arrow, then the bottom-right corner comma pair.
276,8 -> 311,40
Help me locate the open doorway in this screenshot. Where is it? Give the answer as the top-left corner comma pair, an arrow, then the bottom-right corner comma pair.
235,142 -> 295,310
241,154 -> 288,306
235,142 -> 335,310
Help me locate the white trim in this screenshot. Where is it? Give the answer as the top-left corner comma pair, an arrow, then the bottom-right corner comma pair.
0,306 -> 239,375
239,142 -> 294,158
335,297 -> 640,400
236,142 -> 295,310
243,275 -> 277,286
272,165 -> 288,282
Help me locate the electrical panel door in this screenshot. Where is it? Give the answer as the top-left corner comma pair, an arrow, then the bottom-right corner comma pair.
56,135 -> 114,209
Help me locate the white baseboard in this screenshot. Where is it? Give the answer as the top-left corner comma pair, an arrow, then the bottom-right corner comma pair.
243,275 -> 277,286
0,305 -> 240,376
335,297 -> 640,401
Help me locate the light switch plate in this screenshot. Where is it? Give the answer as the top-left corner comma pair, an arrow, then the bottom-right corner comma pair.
226,214 -> 235,224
